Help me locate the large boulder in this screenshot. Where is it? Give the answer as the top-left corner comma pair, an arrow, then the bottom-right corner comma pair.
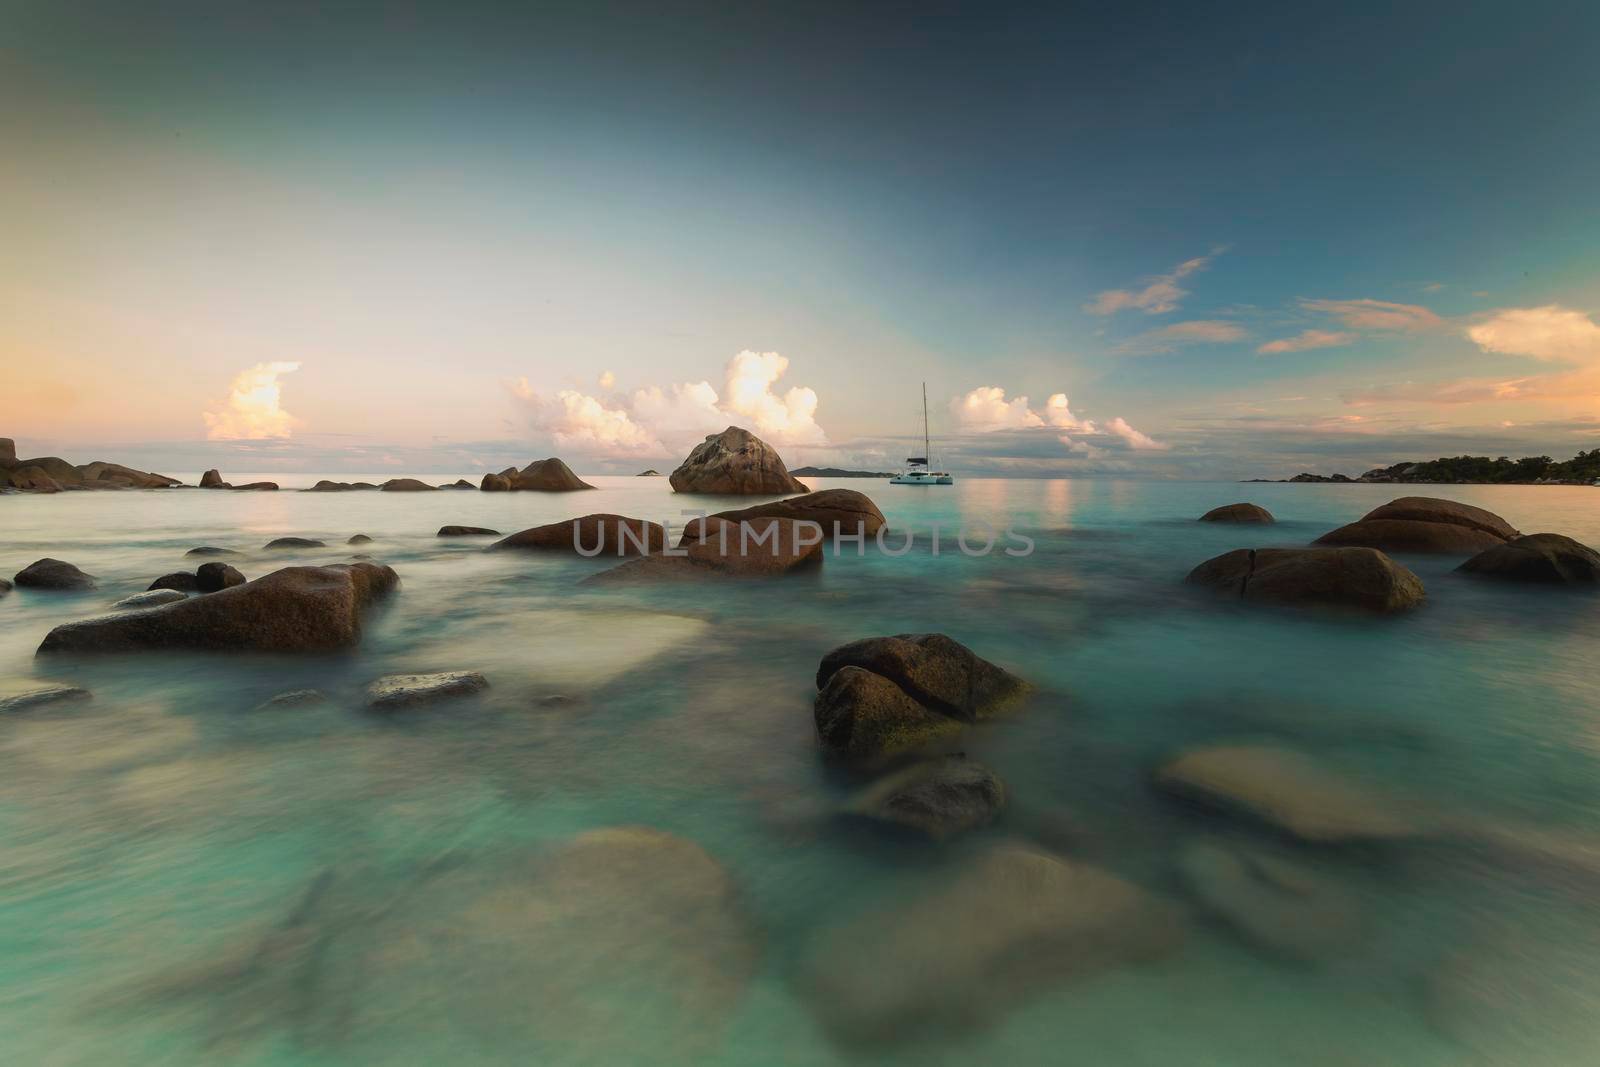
1153,743 -> 1428,843
380,478 -> 436,492
37,563 -> 399,654
200,469 -> 225,488
489,514 -> 665,555
707,488 -> 886,537
812,635 -> 1029,763
480,472 -> 513,492
77,462 -> 180,489
1199,502 -> 1274,523
843,755 -> 1007,840
668,426 -> 807,495
12,456 -> 81,485
1457,533 -> 1600,585
1186,546 -> 1425,613
797,844 -> 1185,1044
816,633 -> 1030,722
114,589 -> 188,609
14,558 -> 97,590
196,562 -> 246,592
1313,496 -> 1517,554
0,437 -> 14,467
515,458 -> 594,491
583,517 -> 823,583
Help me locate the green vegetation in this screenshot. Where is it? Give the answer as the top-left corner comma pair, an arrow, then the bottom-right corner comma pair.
1362,449 -> 1600,484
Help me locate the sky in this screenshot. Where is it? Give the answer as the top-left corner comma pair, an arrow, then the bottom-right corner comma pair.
3,0 -> 1599,478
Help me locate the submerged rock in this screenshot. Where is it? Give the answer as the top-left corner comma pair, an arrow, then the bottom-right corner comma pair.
365,670 -> 488,709
584,517 -> 823,583
1176,839 -> 1365,962
1314,496 -> 1517,554
320,827 -> 760,1061
707,488 -> 887,537
264,536 -> 326,549
437,525 -> 501,537
306,480 -> 376,492
797,844 -> 1184,1044
185,546 -> 240,557
114,589 -> 189,609
14,558 -> 97,590
0,578 -> 10,598
668,426 -> 807,495
1153,743 -> 1427,843
252,688 -> 327,710
148,571 -> 201,593
844,755 -> 1007,839
489,514 -> 665,555
1457,533 -> 1600,585
38,563 -> 399,654
1186,546 -> 1425,613
1199,502 -> 1275,523
196,562 -> 246,592
816,633 -> 1031,723
0,684 -> 91,713
346,534 -> 373,545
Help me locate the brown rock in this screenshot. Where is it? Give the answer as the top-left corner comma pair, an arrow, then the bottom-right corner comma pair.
490,514 -> 665,555
306,480 -> 373,492
1362,496 -> 1519,540
1186,546 -> 1425,613
185,547 -> 240,557
78,462 -> 180,489
816,633 -> 1030,722
14,558 -> 97,590
844,755 -> 1007,839
8,466 -> 65,492
797,844 -> 1185,1044
814,666 -> 967,764
668,426 -> 807,495
13,456 -> 82,485
346,534 -> 373,545
480,472 -> 513,492
230,481 -> 279,491
148,571 -> 201,593
584,517 -> 823,583
1313,518 -> 1505,554
200,469 -> 226,488
38,563 -> 399,654
366,670 -> 488,708
264,537 -> 326,549
707,488 -> 886,537
1457,533 -> 1600,585
379,478 -> 436,492
1199,502 -> 1274,523
196,562 -> 246,592
0,437 -> 14,467
513,457 -> 595,491
1176,839 -> 1366,962
437,525 -> 501,537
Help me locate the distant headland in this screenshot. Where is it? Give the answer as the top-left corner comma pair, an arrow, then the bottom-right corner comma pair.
1248,450 -> 1600,485
790,466 -> 896,479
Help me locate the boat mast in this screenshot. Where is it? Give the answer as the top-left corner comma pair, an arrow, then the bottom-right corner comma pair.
922,381 -> 930,469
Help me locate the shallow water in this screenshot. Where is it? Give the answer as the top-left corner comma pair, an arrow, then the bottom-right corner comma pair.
3,477 -> 1599,1065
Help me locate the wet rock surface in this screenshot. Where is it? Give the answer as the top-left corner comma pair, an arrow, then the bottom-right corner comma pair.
1457,532 -> 1600,585
843,754 -> 1007,839
14,558 -> 97,590
1186,546 -> 1425,613
365,671 -> 489,709
668,426 -> 807,495
0,683 -> 91,713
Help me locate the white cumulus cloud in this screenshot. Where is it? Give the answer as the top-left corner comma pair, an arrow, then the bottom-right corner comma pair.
952,386 -> 1044,430
1105,416 -> 1168,450
1467,305 -> 1600,364
953,385 -> 1163,453
203,361 -> 301,440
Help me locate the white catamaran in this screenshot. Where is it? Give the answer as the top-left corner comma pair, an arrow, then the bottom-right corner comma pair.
890,382 -> 954,485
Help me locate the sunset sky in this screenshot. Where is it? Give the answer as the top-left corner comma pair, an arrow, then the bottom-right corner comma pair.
4,1 -> 1599,477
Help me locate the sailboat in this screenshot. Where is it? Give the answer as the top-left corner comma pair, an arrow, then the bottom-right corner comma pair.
890,382 -> 954,485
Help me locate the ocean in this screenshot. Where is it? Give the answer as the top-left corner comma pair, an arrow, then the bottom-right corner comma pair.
3,476 -> 1599,1065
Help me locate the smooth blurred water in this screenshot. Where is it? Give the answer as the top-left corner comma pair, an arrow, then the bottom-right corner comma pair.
2,477 -> 1599,1065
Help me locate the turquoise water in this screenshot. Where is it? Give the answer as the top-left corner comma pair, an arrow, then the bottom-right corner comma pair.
3,476 -> 1599,1065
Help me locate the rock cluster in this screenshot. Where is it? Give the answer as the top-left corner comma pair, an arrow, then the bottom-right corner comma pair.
480,458 -> 595,492
1314,496 -> 1517,554
200,469 -> 279,491
1,441 -> 180,492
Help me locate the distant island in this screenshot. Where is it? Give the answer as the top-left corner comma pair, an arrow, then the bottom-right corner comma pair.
791,466 -> 896,478
1249,449 -> 1600,485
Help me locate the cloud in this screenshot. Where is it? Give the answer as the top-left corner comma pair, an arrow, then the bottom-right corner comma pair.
952,386 -> 1044,431
1105,416 -> 1168,450
1300,298 -> 1441,332
598,370 -> 616,389
1086,251 -> 1219,316
1043,393 -> 1096,432
1467,305 -> 1600,364
508,350 -> 827,459
1117,319 -> 1246,355
720,350 -> 826,445
1257,329 -> 1356,355
203,361 -> 301,440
